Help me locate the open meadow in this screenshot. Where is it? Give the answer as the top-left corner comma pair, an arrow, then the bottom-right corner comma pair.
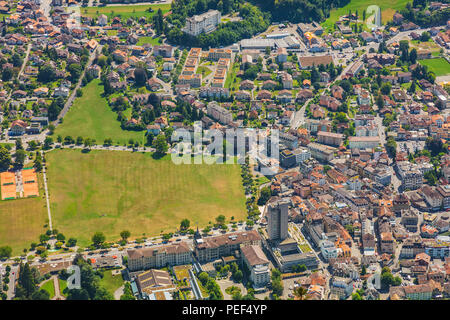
54,79 -> 145,145
80,3 -> 171,20
321,0 -> 410,32
45,149 -> 247,247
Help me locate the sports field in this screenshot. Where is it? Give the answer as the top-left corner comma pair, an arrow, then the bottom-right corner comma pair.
321,0 -> 410,31
80,3 -> 171,20
45,149 -> 247,247
419,58 -> 450,77
55,79 -> 144,145
0,173 -> 47,255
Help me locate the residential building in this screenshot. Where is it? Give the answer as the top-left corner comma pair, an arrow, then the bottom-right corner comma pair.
194,230 -> 261,263
267,199 -> 289,241
330,277 -> 353,299
348,136 -> 380,149
241,245 -> 270,288
317,131 -> 344,147
182,10 -> 221,36
127,242 -> 192,271
307,142 -> 337,162
207,101 -> 233,124
320,240 -> 338,261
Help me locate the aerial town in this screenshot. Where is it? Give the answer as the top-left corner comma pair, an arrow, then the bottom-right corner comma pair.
0,0 -> 449,303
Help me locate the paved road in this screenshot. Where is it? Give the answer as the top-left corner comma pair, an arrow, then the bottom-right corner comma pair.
6,265 -> 18,300
17,43 -> 32,80
41,150 -> 53,231
52,275 -> 64,300
52,144 -> 156,153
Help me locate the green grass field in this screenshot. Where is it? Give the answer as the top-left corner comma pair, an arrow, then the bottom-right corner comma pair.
80,3 -> 171,20
106,30 -> 118,36
99,270 -> 124,297
55,79 -> 144,145
40,279 -> 56,298
224,62 -> 241,91
45,149 -> 247,247
137,36 -> 162,46
0,173 -> 48,255
196,66 -> 212,77
321,0 -> 410,32
419,58 -> 450,76
59,278 -> 68,297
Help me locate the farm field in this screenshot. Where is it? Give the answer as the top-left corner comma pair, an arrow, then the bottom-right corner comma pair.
0,173 -> 47,255
80,3 -> 171,20
45,149 -> 247,247
321,0 -> 410,32
419,58 -> 450,76
54,79 -> 144,145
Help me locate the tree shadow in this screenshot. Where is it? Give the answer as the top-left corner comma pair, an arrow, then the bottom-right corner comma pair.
151,152 -> 165,160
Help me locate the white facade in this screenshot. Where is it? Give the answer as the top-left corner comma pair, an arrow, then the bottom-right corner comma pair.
320,240 -> 338,261
182,10 -> 221,37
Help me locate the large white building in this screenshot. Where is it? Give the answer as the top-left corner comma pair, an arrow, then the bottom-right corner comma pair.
320,240 -> 338,261
396,161 -> 423,190
182,10 -> 221,36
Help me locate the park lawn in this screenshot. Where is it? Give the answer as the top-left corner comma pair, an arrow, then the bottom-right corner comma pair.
419,58 -> 450,76
255,176 -> 270,186
45,149 -> 247,247
55,79 -> 144,145
59,278 -> 68,297
0,143 -> 13,150
99,270 -> 124,296
0,173 -> 48,255
40,279 -> 56,298
106,30 -> 118,36
137,36 -> 162,46
80,3 -> 171,20
321,0 -> 410,32
196,66 -> 212,77
224,62 -> 241,91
